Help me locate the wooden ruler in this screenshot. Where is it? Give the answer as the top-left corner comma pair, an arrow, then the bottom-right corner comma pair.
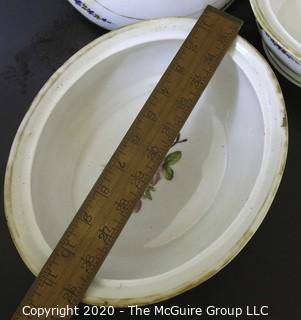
12,6 -> 242,319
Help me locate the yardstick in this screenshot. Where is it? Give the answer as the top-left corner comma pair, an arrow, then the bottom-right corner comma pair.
11,6 -> 242,319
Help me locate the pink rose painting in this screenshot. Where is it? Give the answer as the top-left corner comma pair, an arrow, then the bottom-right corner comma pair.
133,133 -> 188,213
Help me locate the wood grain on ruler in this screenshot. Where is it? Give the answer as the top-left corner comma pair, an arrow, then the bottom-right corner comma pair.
12,6 -> 242,319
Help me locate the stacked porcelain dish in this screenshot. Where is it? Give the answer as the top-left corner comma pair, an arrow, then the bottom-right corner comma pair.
68,0 -> 234,29
250,0 -> 301,86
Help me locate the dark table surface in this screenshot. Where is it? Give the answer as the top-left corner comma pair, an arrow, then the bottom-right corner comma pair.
0,0 -> 300,319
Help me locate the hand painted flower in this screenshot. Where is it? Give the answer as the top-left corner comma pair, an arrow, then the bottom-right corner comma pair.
131,133 -> 187,213
150,169 -> 161,186
133,199 -> 142,213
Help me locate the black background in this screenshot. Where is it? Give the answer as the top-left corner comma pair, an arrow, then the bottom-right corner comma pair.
0,0 -> 300,319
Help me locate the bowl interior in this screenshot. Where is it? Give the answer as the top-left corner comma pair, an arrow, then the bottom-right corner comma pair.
270,0 -> 301,43
31,38 -> 264,281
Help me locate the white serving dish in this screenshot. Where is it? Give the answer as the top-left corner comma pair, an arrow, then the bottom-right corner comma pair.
67,0 -> 235,30
250,0 -> 301,87
5,18 -> 288,306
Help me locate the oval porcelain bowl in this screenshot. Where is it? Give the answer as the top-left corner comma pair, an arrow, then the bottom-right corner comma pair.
5,18 -> 288,306
67,0 -> 235,30
250,0 -> 301,87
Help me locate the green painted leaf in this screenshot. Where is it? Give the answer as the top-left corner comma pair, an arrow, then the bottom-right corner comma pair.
163,167 -> 174,181
164,151 -> 182,167
144,187 -> 152,200
149,185 -> 156,192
